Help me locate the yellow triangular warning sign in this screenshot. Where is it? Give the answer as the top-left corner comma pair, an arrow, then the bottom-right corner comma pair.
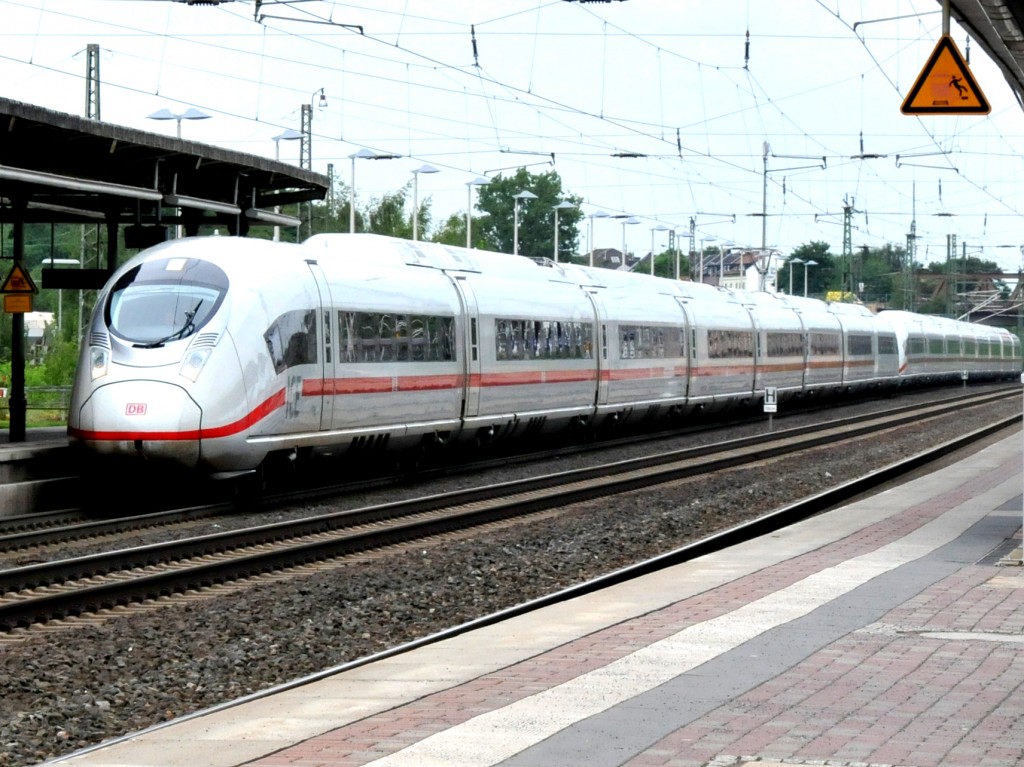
902,35 -> 990,115
0,263 -> 38,294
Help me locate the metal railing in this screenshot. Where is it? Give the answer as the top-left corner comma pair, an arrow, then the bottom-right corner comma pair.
0,386 -> 73,422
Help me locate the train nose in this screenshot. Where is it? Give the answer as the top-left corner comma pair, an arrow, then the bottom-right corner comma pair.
73,380 -> 202,468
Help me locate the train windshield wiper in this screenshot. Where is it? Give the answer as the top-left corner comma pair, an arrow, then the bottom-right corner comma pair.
135,300 -> 203,348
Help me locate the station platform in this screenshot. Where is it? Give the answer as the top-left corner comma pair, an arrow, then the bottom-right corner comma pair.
0,427 -> 74,516
48,432 -> 1024,767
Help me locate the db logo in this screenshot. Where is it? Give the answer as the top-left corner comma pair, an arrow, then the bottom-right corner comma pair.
126,403 -> 148,416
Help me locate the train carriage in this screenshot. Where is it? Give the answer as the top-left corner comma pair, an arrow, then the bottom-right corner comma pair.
775,295 -> 845,397
678,283 -> 757,411
558,265 -> 691,426
739,292 -> 806,401
827,302 -> 883,390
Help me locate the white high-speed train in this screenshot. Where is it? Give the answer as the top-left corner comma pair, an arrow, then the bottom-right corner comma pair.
67,233 -> 1022,477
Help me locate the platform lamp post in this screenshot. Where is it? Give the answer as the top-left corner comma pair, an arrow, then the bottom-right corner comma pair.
803,259 -> 818,297
513,190 -> 537,256
299,88 -> 328,171
411,164 -> 440,241
553,200 -> 575,263
147,107 -> 210,138
299,89 -> 328,239
348,148 -> 400,233
465,176 -> 489,248
272,129 -> 303,242
788,257 -> 803,295
718,241 -> 736,287
650,224 -> 669,276
621,216 -> 640,268
147,108 -> 211,238
588,210 -> 609,267
671,228 -> 681,280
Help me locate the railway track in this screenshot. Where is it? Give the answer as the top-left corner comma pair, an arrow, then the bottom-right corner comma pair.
0,384 -> 1013,549
0,387 -> 1018,632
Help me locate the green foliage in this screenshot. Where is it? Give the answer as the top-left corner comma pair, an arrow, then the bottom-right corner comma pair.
40,338 -> 79,386
475,168 -> 584,258
432,212 -> 478,248
779,241 -> 836,297
366,186 -> 412,238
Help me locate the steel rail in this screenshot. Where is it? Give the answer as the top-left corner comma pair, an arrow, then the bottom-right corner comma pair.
0,394 -> 1017,630
0,387 -> 1014,551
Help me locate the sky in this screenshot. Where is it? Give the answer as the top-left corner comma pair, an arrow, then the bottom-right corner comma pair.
2,0 -> 1023,270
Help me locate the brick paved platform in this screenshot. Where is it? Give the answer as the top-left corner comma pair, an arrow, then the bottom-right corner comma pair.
50,432 -> 1024,767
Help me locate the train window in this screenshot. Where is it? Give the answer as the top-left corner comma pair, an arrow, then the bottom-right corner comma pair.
928,339 -> 944,355
618,325 -> 683,359
847,334 -> 873,356
878,335 -> 897,355
766,332 -> 804,357
494,319 -> 593,360
337,312 -> 456,363
323,311 -> 332,364
946,339 -> 961,356
909,337 -> 925,356
106,257 -> 228,346
410,316 -> 426,361
707,329 -> 753,359
264,309 -> 317,374
810,333 -> 840,356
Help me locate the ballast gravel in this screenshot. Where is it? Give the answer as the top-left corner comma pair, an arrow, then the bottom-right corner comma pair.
0,391 -> 1016,767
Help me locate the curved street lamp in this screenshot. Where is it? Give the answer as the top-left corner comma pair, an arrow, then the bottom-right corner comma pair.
411,164 -> 440,241
465,176 -> 489,249
587,210 -> 609,267
788,257 -> 804,295
271,129 -> 303,241
147,107 -> 210,139
650,223 -> 669,276
804,259 -> 818,296
621,216 -> 640,268
553,200 -> 575,263
348,148 -> 399,233
513,190 -> 538,256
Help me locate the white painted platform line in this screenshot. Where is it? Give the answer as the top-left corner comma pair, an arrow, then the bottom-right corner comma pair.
364,480 -> 1008,767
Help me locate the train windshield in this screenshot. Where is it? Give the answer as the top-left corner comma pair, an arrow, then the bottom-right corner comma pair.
105,257 -> 228,346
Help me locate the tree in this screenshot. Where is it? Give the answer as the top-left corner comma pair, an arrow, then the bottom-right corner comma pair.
474,168 -> 583,258
650,248 -> 689,279
779,241 -> 836,297
365,187 -> 412,238
432,212 -> 477,248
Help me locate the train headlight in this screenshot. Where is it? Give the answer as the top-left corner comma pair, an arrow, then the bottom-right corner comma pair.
179,347 -> 213,382
89,347 -> 109,380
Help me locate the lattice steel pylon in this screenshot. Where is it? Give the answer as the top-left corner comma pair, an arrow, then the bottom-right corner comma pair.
842,197 -> 854,295
85,43 -> 100,121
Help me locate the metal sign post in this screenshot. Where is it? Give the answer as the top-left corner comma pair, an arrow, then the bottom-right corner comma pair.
763,386 -> 777,432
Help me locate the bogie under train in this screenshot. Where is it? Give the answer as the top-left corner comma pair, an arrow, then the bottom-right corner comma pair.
68,234 -> 1022,477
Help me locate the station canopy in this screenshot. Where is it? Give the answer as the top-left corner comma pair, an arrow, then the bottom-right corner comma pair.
0,96 -> 329,289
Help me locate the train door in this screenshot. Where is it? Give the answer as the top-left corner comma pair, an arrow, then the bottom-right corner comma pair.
585,289 -> 610,408
744,304 -> 764,393
304,260 -> 334,431
673,296 -> 693,401
448,274 -> 482,420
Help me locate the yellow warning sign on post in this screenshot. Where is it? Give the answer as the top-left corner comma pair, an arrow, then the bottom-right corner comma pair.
0,263 -> 38,295
901,35 -> 990,115
3,294 -> 33,313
